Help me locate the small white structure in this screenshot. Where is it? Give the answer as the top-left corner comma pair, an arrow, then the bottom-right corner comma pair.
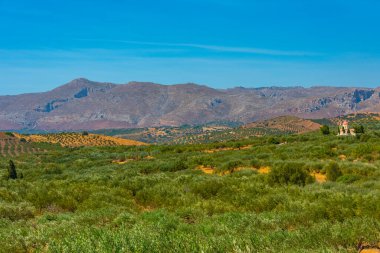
337,120 -> 356,136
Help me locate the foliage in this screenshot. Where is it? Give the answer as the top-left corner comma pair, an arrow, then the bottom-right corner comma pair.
325,162 -> 342,181
354,125 -> 365,134
7,160 -> 17,179
268,162 -> 314,186
320,125 -> 330,135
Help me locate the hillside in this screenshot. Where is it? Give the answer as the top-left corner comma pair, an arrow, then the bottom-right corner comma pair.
0,78 -> 379,131
15,133 -> 147,147
244,116 -> 322,134
158,116 -> 321,144
311,112 -> 380,132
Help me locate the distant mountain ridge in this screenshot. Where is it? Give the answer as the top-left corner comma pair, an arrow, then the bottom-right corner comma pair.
0,78 -> 379,131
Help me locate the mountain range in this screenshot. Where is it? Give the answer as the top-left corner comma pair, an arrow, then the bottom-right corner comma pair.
0,78 -> 379,131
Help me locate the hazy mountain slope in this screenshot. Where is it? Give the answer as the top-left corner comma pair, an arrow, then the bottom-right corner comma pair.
0,78 -> 378,130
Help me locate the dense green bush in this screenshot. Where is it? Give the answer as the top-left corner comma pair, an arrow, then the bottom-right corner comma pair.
325,162 -> 342,182
7,160 -> 18,180
268,162 -> 314,186
320,125 -> 330,135
221,160 -> 243,172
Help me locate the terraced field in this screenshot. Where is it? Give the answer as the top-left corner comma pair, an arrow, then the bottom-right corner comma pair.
0,135 -> 45,157
15,133 -> 147,147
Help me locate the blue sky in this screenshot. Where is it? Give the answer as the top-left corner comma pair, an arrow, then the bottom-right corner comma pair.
0,0 -> 380,94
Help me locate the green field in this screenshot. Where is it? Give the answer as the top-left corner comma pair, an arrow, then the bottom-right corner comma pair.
92,124 -> 289,144
1,129 -> 379,252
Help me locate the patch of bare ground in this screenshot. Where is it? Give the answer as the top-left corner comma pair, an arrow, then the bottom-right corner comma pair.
358,241 -> 380,253
203,145 -> 252,153
360,249 -> 380,253
339,154 -> 347,161
197,165 -> 215,174
112,159 -> 135,165
197,165 -> 270,176
311,172 -> 327,183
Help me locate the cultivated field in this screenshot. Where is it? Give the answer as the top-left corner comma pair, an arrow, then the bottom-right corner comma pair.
15,132 -> 147,147
0,133 -> 45,157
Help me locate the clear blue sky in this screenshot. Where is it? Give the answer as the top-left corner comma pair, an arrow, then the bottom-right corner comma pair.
1,0 -> 380,94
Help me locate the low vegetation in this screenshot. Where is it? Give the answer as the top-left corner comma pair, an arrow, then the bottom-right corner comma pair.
0,126 -> 379,252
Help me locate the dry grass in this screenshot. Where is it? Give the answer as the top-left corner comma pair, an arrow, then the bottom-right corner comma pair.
197,165 -> 215,174
339,154 -> 347,161
197,165 -> 270,176
112,159 -> 134,165
203,145 -> 252,153
360,249 -> 380,253
311,172 -> 327,183
258,166 -> 271,174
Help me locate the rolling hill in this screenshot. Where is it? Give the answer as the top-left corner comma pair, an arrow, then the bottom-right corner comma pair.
14,133 -> 147,147
244,116 -> 322,134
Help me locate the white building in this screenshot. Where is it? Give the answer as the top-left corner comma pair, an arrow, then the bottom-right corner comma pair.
337,120 -> 356,136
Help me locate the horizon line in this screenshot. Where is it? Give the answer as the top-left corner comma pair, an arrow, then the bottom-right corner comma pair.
0,77 -> 378,96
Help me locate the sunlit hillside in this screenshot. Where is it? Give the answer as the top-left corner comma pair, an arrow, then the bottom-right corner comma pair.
14,133 -> 147,147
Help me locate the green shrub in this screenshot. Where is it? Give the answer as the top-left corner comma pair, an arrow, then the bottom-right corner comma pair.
337,174 -> 361,184
353,125 -> 365,134
325,162 -> 342,181
222,160 -> 243,172
359,134 -> 371,142
267,137 -> 280,144
5,132 -> 14,137
268,162 -> 314,186
320,125 -> 330,135
250,158 -> 262,168
7,160 -> 17,180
